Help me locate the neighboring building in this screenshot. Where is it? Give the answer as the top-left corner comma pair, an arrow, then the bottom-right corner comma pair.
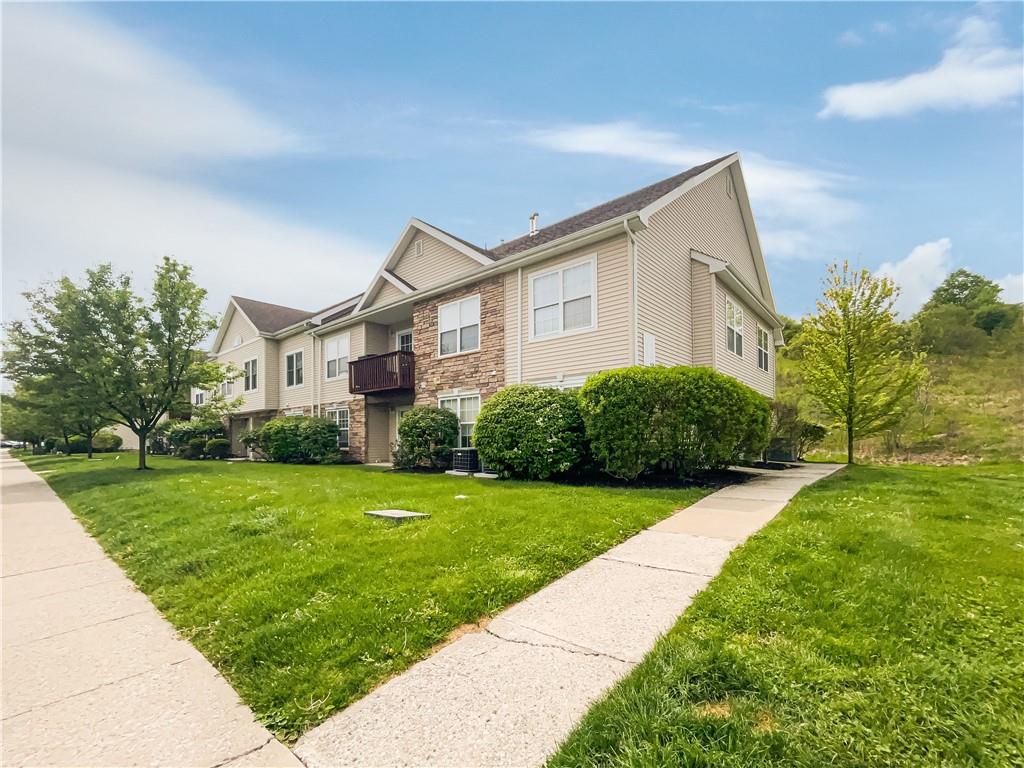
196,153 -> 782,461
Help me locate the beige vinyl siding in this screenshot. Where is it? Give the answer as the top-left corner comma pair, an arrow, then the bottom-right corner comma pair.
363,322 -> 389,356
366,280 -> 405,309
714,285 -> 774,397
691,262 -> 715,367
211,338 -> 275,413
507,234 -> 633,384
504,272 -> 521,383
278,332 -> 313,412
216,308 -> 258,354
365,404 -> 391,463
391,233 -> 481,293
318,324 -> 363,404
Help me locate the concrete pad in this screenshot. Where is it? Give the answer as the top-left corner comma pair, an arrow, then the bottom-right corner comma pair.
489,558 -> 710,663
689,496 -> 787,516
599,530 -> 737,576
651,507 -> 781,540
712,485 -> 795,501
364,509 -> 429,522
222,739 -> 303,767
2,557 -> 125,606
294,631 -> 630,768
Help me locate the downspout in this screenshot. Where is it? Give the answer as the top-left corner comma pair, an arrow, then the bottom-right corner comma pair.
623,219 -> 638,365
516,267 -> 523,384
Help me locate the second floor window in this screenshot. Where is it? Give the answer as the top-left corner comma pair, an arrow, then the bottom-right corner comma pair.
726,299 -> 744,357
530,259 -> 595,338
439,295 -> 480,356
243,358 -> 258,392
194,391 -> 205,406
757,327 -> 770,372
220,381 -> 233,397
286,351 -> 303,387
325,334 -> 350,379
396,329 -> 414,353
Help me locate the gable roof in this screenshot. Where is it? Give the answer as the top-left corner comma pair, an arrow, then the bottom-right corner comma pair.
490,154 -> 734,259
230,296 -> 315,334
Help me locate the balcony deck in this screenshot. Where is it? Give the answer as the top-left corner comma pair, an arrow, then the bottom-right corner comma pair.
349,350 -> 415,395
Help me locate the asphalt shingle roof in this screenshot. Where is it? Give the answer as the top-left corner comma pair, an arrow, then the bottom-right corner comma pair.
231,296 -> 315,334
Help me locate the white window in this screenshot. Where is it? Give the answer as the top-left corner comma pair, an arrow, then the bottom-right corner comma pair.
243,358 -> 258,392
439,296 -> 480,356
194,391 -> 205,406
396,328 -> 414,353
324,334 -> 350,379
327,408 -> 350,449
440,394 -> 480,449
757,327 -> 771,372
530,258 -> 595,339
220,380 -> 233,397
285,350 -> 303,387
726,299 -> 744,357
643,332 -> 656,366
232,334 -> 243,348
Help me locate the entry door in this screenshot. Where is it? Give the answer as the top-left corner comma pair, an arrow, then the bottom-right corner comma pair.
394,405 -> 412,444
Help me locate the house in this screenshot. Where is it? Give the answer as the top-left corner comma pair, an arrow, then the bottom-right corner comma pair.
197,153 -> 781,461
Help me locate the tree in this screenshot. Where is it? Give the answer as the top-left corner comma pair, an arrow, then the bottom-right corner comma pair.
4,278 -> 113,456
924,269 -> 1001,311
84,259 -> 223,469
0,384 -> 65,447
801,262 -> 926,464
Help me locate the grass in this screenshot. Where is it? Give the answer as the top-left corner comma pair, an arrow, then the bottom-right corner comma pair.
16,452 -> 710,740
549,463 -> 1024,767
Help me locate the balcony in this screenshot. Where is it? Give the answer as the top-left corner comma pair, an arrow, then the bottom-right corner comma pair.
348,350 -> 415,395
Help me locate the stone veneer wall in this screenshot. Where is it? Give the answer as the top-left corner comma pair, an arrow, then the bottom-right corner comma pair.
412,275 -> 506,406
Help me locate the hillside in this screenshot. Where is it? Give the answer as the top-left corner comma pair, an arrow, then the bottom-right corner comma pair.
781,348 -> 1023,465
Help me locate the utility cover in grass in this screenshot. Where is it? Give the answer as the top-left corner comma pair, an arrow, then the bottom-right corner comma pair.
364,509 -> 430,522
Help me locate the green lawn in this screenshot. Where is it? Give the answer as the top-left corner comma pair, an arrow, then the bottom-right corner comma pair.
17,452 -> 710,740
549,463 -> 1024,767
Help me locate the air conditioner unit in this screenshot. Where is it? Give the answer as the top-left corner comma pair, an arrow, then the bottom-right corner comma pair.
451,448 -> 480,473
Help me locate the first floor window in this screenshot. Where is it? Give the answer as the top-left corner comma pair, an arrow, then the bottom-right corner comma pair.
439,295 -> 480,356
327,408 -> 350,449
220,381 -> 233,397
286,350 -> 304,387
244,358 -> 258,391
726,299 -> 744,357
325,334 -> 350,379
757,327 -> 770,372
194,391 -> 205,406
440,394 -> 480,449
530,259 -> 595,338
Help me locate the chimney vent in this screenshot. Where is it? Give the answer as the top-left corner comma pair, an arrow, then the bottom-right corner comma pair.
529,212 -> 539,236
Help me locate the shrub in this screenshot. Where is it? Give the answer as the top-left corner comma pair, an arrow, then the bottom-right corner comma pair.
166,419 -> 225,449
769,401 -> 826,460
393,406 -> 460,470
54,430 -> 124,454
474,385 -> 586,479
180,436 -> 207,460
247,417 -> 339,463
579,366 -> 771,480
205,438 -> 232,460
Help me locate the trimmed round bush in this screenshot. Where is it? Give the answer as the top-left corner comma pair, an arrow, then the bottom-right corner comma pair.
579,366 -> 771,480
474,385 -> 585,479
204,438 -> 231,460
392,406 -> 460,470
251,416 -> 339,463
92,430 -> 123,452
181,436 -> 207,460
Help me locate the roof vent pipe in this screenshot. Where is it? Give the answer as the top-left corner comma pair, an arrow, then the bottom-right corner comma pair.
529,212 -> 539,236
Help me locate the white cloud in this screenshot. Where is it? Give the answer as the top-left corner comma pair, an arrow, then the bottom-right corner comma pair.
997,273 -> 1024,304
820,16 -> 1023,119
876,237 -> 953,317
521,121 -> 860,260
2,4 -> 379,326
872,21 -> 895,36
837,29 -> 865,47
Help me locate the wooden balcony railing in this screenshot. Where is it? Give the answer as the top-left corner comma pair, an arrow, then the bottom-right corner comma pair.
348,350 -> 415,395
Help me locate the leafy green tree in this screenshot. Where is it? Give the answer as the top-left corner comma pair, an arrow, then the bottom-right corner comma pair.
801,262 -> 927,464
924,269 -> 1001,310
84,259 -> 223,469
0,385 -> 64,446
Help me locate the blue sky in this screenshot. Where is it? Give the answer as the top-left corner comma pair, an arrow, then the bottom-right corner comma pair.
3,2 -> 1022,323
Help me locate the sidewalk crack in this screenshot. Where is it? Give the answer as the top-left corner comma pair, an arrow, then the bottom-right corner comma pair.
210,736 -> 277,768
596,555 -> 716,579
484,624 -> 634,665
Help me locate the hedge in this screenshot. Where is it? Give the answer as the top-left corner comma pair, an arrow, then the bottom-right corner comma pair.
474,385 -> 586,479
393,406 -> 460,469
204,438 -> 232,460
244,416 -> 339,463
578,366 -> 771,480
54,430 -> 123,454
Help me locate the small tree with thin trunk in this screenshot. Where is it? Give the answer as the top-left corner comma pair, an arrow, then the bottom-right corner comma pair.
801,262 -> 926,464
84,259 -> 223,469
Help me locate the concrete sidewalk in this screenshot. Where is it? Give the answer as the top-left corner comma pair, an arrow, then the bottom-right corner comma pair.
1,452 -> 301,768
295,462 -> 843,768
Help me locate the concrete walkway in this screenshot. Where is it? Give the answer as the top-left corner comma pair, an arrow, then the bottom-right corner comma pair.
0,452 -> 301,768
295,462 -> 843,768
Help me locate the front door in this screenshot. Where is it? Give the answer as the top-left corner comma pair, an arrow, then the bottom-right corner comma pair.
394,405 -> 412,444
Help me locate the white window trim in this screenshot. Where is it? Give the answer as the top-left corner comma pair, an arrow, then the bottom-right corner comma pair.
395,328 -> 414,353
725,298 -> 744,358
438,392 -> 481,449
284,349 -> 305,389
756,325 -> 770,373
324,333 -> 351,380
194,391 -> 205,406
325,407 -> 351,450
437,294 -> 481,358
220,380 -> 233,397
528,255 -> 598,342
242,357 -> 259,393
